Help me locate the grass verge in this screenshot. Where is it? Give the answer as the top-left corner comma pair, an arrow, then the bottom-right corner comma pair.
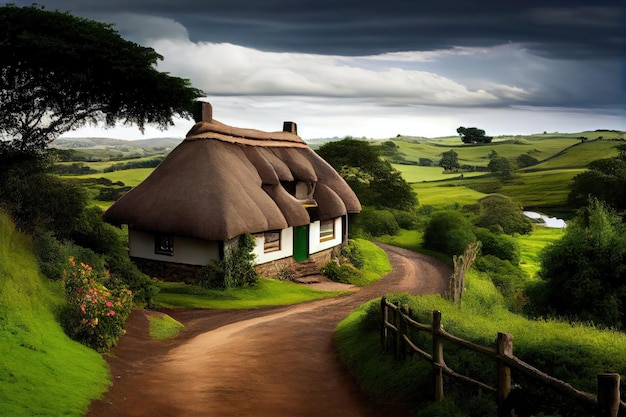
148,314 -> 185,340
0,211 -> 110,417
335,270 -> 626,416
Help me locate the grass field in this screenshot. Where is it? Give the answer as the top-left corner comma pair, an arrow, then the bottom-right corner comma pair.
411,181 -> 487,207
391,164 -> 484,182
79,168 -> 154,187
516,226 -> 565,278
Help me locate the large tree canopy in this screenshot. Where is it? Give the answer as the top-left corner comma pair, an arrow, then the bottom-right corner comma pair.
457,126 -> 492,144
316,138 -> 417,211
0,5 -> 204,151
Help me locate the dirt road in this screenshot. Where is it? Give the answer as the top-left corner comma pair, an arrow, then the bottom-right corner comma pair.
87,243 -> 451,417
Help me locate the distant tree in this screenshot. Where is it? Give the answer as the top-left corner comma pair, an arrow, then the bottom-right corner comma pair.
488,154 -> 512,180
0,5 -> 204,152
536,198 -> 626,328
457,126 -> 493,144
317,138 -> 417,211
439,149 -> 460,172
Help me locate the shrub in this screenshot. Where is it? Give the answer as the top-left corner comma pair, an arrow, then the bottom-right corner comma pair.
199,234 -> 258,289
354,207 -> 399,237
34,232 -> 106,281
340,239 -> 365,269
320,260 -> 362,284
537,198 -> 626,328
60,257 -> 132,352
422,210 -> 476,257
391,209 -> 419,229
474,227 -> 520,264
474,255 -> 529,310
475,195 -> 532,235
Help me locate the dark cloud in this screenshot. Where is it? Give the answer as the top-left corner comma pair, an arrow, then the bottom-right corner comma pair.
21,0 -> 626,59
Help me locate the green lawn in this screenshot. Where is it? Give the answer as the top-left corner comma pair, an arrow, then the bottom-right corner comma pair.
155,278 -> 351,309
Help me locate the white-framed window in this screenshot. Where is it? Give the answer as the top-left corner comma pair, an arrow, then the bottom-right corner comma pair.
155,234 -> 174,256
264,230 -> 281,253
319,219 -> 335,242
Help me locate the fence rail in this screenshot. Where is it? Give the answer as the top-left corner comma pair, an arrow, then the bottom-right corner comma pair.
380,297 -> 623,417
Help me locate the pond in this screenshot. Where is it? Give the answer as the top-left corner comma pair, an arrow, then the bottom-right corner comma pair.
523,211 -> 567,228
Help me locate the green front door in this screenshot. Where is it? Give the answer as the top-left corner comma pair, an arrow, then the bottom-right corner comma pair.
293,225 -> 309,262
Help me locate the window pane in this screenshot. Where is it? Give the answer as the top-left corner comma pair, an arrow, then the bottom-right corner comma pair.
320,220 -> 335,242
264,231 -> 281,253
155,234 -> 174,255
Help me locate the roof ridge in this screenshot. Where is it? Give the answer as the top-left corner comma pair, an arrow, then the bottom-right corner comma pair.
186,119 -> 307,147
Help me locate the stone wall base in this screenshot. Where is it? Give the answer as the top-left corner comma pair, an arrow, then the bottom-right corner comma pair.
132,246 -> 341,283
254,247 -> 339,279
131,257 -> 203,284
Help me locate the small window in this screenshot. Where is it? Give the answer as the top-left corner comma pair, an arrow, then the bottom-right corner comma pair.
264,231 -> 281,253
155,234 -> 174,256
320,220 -> 335,242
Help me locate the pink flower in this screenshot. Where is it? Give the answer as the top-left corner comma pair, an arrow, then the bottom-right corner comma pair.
107,310 -> 116,316
106,301 -> 113,307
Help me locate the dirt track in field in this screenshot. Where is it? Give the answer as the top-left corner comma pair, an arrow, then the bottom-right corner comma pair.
87,243 -> 451,417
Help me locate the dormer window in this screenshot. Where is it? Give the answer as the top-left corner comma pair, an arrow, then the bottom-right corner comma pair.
284,181 -> 317,208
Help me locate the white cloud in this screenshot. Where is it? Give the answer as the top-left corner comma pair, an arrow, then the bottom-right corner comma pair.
148,38 -> 528,106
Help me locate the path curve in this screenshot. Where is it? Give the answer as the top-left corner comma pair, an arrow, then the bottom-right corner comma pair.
88,244 -> 451,417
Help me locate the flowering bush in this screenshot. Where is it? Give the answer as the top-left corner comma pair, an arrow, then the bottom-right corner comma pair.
61,257 -> 132,352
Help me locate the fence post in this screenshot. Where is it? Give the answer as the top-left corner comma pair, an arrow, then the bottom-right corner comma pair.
380,297 -> 387,353
432,310 -> 444,402
394,302 -> 404,360
597,373 -> 620,417
398,304 -> 410,360
497,332 -> 513,406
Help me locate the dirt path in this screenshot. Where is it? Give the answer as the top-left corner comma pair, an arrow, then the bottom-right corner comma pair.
87,244 -> 451,417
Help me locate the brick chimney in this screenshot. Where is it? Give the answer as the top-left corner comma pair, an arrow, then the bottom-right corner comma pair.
283,121 -> 297,135
193,101 -> 213,123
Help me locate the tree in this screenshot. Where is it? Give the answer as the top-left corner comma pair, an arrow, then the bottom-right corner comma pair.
422,210 -> 476,257
0,5 -> 204,152
474,195 -> 532,235
488,154 -> 512,180
457,126 -> 492,144
536,198 -> 626,328
317,138 -> 417,211
439,149 -> 460,172
568,150 -> 626,211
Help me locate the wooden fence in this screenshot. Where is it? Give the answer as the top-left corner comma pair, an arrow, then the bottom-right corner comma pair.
380,297 -> 623,417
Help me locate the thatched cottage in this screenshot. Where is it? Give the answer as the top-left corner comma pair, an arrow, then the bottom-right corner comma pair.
104,102 -> 361,280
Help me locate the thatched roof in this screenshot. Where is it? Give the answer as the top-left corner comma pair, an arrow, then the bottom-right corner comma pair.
104,104 -> 361,241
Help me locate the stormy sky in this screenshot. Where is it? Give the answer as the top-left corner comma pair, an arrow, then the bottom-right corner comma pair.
9,0 -> 626,139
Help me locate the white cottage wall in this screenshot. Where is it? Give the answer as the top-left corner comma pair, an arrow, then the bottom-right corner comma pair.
128,228 -> 221,266
309,217 -> 343,254
252,227 -> 295,264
